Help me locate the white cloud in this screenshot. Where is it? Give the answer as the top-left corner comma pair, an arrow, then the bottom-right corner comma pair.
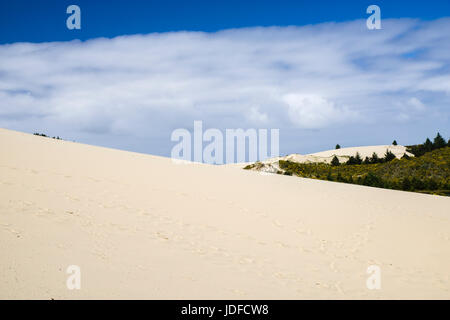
0,18 -> 449,155
407,97 -> 426,112
247,106 -> 268,124
282,93 -> 357,128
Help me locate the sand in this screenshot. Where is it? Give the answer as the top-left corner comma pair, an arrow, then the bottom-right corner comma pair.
0,128 -> 449,299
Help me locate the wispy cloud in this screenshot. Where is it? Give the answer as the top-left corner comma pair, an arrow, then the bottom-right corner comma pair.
0,18 -> 449,155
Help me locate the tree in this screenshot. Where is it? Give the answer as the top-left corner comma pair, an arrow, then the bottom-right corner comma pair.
363,156 -> 370,165
392,140 -> 398,145
331,155 -> 340,166
424,138 -> 433,152
355,152 -> 363,165
346,156 -> 357,165
370,152 -> 379,164
384,149 -> 396,162
346,153 -> 362,165
335,144 -> 341,149
433,132 -> 446,149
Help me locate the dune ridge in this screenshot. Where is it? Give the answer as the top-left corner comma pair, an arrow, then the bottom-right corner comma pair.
229,145 -> 413,172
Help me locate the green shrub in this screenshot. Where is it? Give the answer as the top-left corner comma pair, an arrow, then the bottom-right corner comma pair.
278,147 -> 450,196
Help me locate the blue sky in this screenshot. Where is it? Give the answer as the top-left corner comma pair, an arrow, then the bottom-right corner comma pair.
2,0 -> 450,43
0,1 -> 449,161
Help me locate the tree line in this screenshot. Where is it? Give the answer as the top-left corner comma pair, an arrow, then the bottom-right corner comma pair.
275,132 -> 449,196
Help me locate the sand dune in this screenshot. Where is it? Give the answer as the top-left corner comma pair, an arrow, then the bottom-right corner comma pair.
0,128 -> 449,299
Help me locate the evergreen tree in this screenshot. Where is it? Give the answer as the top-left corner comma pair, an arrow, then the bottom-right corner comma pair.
363,156 -> 370,164
331,155 -> 340,166
370,152 -> 379,164
384,149 -> 396,162
335,144 -> 341,149
355,152 -> 362,165
346,156 -> 357,165
424,138 -> 433,152
433,132 -> 446,149
346,153 -> 363,165
392,140 -> 398,145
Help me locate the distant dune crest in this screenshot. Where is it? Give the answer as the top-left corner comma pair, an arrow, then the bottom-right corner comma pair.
241,145 -> 413,173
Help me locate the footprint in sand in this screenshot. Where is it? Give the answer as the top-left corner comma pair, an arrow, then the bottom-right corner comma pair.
156,231 -> 170,240
276,241 -> 290,248
140,211 -> 153,217
6,228 -> 21,238
334,282 -> 345,295
231,289 -> 247,296
329,261 -> 339,273
238,257 -> 254,264
38,208 -> 54,216
272,220 -> 283,228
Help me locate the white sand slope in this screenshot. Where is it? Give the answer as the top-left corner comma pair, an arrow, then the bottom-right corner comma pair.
0,128 -> 449,299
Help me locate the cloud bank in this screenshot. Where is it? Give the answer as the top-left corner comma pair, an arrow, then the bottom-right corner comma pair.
0,18 -> 449,157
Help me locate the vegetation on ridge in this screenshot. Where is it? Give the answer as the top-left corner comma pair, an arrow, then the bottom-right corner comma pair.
245,133 -> 450,196
279,147 -> 449,196
33,132 -> 62,140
